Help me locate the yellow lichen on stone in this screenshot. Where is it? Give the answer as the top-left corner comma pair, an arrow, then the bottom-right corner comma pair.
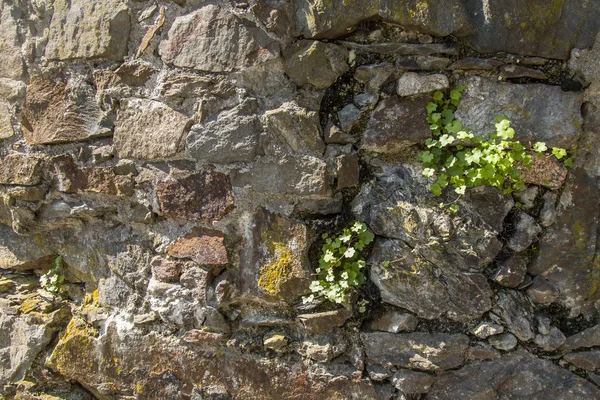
47,316 -> 99,376
257,242 -> 298,295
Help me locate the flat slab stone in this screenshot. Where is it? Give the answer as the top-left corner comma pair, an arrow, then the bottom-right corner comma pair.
295,0 -> 472,39
159,5 -> 279,72
45,0 -> 130,61
361,331 -> 469,371
340,41 -> 459,56
455,76 -> 583,148
0,154 -> 43,186
114,99 -> 190,160
463,0 -> 600,59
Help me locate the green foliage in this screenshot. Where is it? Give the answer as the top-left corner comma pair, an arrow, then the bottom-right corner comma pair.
418,88 -> 569,197
40,256 -> 65,296
306,222 -> 374,305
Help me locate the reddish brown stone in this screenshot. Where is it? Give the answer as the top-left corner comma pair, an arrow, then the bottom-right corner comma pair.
0,154 -> 43,186
182,330 -> 228,343
48,155 -> 134,196
336,154 -> 360,189
167,229 -> 229,266
156,168 -> 234,222
518,154 -> 568,190
151,257 -> 183,282
6,186 -> 48,201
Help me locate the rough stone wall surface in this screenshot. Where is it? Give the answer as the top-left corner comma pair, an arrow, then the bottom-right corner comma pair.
0,0 -> 599,399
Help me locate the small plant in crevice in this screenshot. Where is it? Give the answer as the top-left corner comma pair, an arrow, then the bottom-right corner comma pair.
417,87 -> 571,204
305,221 -> 374,306
40,256 -> 65,297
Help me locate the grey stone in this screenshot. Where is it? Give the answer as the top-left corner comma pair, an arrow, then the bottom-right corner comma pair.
337,104 -> 361,133
467,342 -> 501,361
539,192 -> 558,227
188,99 -> 262,163
0,224 -> 55,270
569,33 -> 600,107
0,1 -> 24,79
392,370 -> 436,394
533,326 -> 566,351
297,309 -> 352,334
395,56 -> 452,71
231,155 -> 331,197
513,186 -> 539,210
493,290 -> 535,341
528,170 -> 599,316
499,65 -> 548,80
488,333 -> 518,351
361,331 -> 469,371
263,334 -> 288,353
340,41 -> 459,57
324,121 -> 357,145
159,5 -> 279,72
396,73 -> 449,97
45,0 -> 130,61
264,102 -> 325,156
536,315 -> 552,335
354,62 -> 394,93
284,40 -> 348,89
455,76 -> 583,148
448,57 -> 503,70
360,97 -> 431,154
472,322 -> 504,339
463,0 -> 600,59
507,212 -> 542,252
493,252 -> 528,288
370,310 -> 418,333
300,336 -> 346,363
231,59 -> 294,99
564,351 -> 600,371
114,98 -> 190,160
562,325 -> 600,351
428,350 -> 600,399
353,93 -> 379,108
295,0 -> 472,39
367,365 -> 392,381
527,276 -> 560,305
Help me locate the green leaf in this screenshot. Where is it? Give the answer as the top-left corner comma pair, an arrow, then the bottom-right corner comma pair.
564,157 -> 574,167
449,204 -> 460,213
430,183 -> 442,196
433,91 -> 444,103
418,151 -> 435,164
552,147 -> 567,159
426,102 -> 437,114
533,142 -> 548,153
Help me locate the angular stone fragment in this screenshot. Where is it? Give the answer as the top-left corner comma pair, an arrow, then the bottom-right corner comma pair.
114,99 -> 190,160
428,350 -> 600,399
340,41 -> 459,56
527,276 -> 560,305
506,211 -> 542,252
488,333 -> 518,351
0,154 -> 43,186
533,326 -> 566,351
188,99 -> 262,163
151,258 -> 182,283
472,322 -> 504,339
237,208 -> 313,302
22,76 -> 106,144
564,351 -> 600,371
295,0 -> 472,39
449,57 -> 503,70
396,56 -> 452,71
562,325 -> 600,351
297,309 -> 352,334
159,5 -> 279,72
335,154 -> 360,190
467,342 -> 501,361
231,155 -> 330,196
361,97 -> 430,154
518,154 -> 568,190
392,370 -> 436,394
455,76 -> 583,148
167,229 -> 228,266
337,104 -> 361,133
528,170 -> 599,316
493,290 -> 535,342
370,310 -> 418,333
0,98 -> 14,139
0,1 -> 25,79
0,225 -> 55,270
463,0 -> 600,59
324,121 -> 357,145
493,252 -> 528,288
284,40 -> 349,89
354,62 -> 394,93
156,168 -> 234,222
569,34 -> 600,107
45,0 -> 130,61
396,73 -> 449,97
361,331 -> 469,371
264,102 -> 325,156
500,65 -> 548,80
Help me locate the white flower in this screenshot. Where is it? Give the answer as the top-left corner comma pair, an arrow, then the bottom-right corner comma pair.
344,247 -> 356,258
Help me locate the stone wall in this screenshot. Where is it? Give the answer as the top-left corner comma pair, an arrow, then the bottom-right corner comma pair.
1,0 -> 600,399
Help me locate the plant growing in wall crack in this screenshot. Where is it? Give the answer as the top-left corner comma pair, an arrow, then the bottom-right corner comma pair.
305,221 -> 374,305
40,256 -> 65,297
418,87 -> 571,203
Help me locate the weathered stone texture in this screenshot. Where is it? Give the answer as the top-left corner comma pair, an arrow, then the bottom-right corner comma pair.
284,40 -> 349,89
0,1 -> 25,79
114,99 -> 190,160
45,0 -> 131,61
159,5 -> 280,72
